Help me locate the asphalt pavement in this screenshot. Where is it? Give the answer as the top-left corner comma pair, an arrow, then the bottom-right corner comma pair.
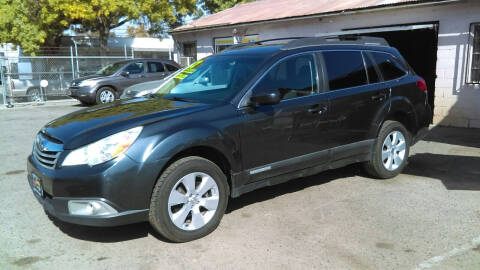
1,102 -> 479,270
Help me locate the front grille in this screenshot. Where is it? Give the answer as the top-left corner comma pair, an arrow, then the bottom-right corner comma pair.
33,133 -> 63,169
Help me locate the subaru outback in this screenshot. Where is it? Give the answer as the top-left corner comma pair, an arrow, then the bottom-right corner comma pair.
27,36 -> 431,242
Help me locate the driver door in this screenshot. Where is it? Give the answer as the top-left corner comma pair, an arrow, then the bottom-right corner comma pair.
239,53 -> 330,183
118,61 -> 146,89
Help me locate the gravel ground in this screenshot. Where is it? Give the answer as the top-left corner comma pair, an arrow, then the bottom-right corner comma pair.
1,102 -> 479,270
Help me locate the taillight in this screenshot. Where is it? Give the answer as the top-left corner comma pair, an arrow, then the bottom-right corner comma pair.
10,80 -> 15,89
416,78 -> 427,92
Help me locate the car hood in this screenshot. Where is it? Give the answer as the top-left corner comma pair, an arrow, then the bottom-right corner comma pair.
71,75 -> 108,84
42,97 -> 211,149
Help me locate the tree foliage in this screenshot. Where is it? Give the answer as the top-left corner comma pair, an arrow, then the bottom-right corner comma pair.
0,0 -> 71,55
200,0 -> 255,13
53,0 -> 197,54
0,0 -> 197,55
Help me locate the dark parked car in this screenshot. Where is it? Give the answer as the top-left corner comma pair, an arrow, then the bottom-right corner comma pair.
69,59 -> 181,105
27,36 -> 431,242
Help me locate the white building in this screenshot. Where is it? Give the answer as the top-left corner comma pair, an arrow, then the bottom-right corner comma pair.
170,0 -> 480,128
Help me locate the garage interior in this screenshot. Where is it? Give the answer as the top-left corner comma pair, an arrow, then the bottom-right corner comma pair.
344,23 -> 439,120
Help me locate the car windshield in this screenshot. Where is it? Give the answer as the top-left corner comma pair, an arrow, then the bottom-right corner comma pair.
153,55 -> 265,103
96,62 -> 126,76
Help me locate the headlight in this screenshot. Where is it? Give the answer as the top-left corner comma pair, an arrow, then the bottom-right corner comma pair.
62,126 -> 143,166
79,80 -> 97,87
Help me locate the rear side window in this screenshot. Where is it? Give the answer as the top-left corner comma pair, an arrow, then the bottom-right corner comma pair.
255,54 -> 318,101
165,64 -> 179,71
363,52 -> 380,84
370,52 -> 406,81
148,62 -> 165,73
322,51 -> 367,90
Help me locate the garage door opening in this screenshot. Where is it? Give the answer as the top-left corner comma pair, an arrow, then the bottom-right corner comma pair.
343,23 -> 439,121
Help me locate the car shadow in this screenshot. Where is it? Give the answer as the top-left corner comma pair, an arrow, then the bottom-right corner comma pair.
49,149 -> 480,243
403,152 -> 480,190
226,163 -> 363,213
423,126 -> 480,148
48,215 -> 173,243
49,163 -> 363,243
73,103 -> 90,108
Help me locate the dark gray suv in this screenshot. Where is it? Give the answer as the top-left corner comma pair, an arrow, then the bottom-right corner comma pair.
69,59 -> 180,105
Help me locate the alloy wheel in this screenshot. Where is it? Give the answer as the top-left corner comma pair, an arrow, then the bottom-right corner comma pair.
29,89 -> 42,102
99,89 -> 115,103
168,172 -> 219,231
382,130 -> 406,171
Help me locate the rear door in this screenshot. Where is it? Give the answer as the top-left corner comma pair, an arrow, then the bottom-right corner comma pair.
146,61 -> 168,80
321,50 -> 389,152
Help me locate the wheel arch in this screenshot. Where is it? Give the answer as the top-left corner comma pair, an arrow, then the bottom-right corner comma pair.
96,85 -> 118,93
26,86 -> 40,94
369,97 -> 419,139
138,127 -> 239,201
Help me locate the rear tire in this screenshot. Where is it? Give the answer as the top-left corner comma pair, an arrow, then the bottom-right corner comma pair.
27,88 -> 42,102
364,120 -> 411,179
149,156 -> 229,242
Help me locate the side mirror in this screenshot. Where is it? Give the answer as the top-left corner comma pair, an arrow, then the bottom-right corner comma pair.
120,71 -> 129,77
250,88 -> 281,106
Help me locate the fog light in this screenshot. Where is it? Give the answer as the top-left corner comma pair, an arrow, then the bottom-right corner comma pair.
68,200 -> 118,216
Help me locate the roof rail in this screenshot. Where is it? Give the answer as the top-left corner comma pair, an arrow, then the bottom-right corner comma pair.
221,37 -> 308,53
255,37 -> 309,44
282,35 -> 389,50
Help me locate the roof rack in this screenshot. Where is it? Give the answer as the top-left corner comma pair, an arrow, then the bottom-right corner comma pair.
221,37 -> 308,53
281,35 -> 389,50
221,35 -> 389,53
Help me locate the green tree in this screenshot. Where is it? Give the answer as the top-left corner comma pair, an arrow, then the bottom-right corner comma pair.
0,0 -> 197,55
0,0 -> 71,55
62,0 -> 197,54
127,24 -> 150,38
200,0 -> 255,13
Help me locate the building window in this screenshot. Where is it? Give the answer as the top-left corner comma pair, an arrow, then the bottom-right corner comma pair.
213,35 -> 259,53
468,23 -> 480,83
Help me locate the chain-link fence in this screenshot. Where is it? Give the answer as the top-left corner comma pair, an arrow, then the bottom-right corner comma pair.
0,47 -> 134,104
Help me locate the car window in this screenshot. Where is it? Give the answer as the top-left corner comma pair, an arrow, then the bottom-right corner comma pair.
154,55 -> 266,103
255,54 -> 318,101
363,52 -> 380,84
147,62 -> 165,73
125,62 -> 144,74
370,52 -> 406,81
165,64 -> 179,72
322,51 -> 367,90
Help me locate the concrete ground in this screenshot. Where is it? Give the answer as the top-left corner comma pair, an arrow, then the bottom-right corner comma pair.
1,102 -> 479,270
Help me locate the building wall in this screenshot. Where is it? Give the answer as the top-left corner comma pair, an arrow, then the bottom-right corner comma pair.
172,0 -> 480,128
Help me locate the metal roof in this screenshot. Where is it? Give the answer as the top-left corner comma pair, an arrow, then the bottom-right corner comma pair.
171,0 -> 457,33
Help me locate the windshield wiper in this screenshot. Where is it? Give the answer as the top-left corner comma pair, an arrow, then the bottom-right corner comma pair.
164,96 -> 196,103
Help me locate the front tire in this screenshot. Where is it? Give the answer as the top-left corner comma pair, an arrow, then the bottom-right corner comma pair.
364,120 -> 411,179
95,87 -> 117,104
149,156 -> 229,242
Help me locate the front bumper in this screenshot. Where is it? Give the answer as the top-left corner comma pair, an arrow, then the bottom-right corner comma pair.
26,153 -> 160,227
68,86 -> 96,103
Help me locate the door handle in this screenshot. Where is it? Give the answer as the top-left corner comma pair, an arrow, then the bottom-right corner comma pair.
308,105 -> 328,115
371,93 -> 386,101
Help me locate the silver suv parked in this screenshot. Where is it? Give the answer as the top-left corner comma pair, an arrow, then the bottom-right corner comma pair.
69,59 -> 180,105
